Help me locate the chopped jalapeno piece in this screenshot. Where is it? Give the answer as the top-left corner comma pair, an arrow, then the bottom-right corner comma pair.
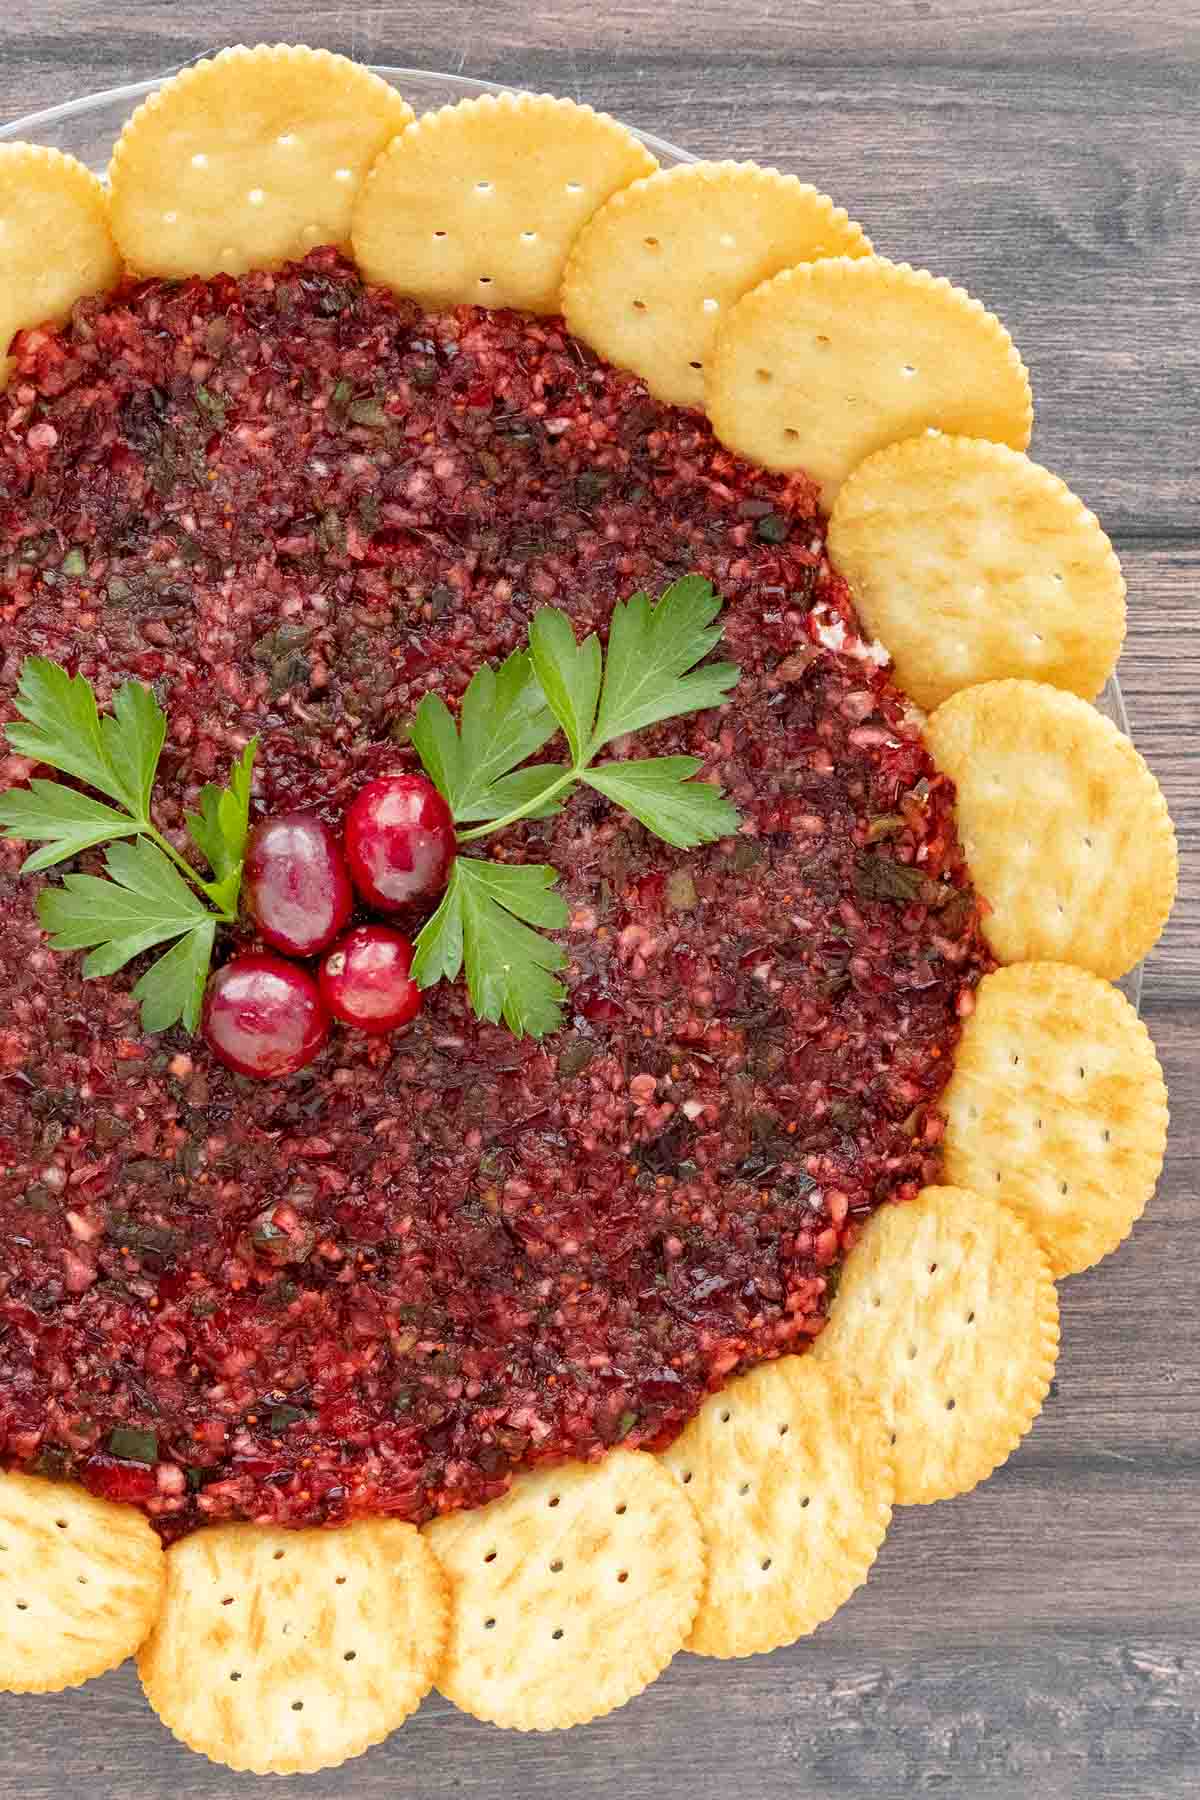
108,1427 -> 158,1464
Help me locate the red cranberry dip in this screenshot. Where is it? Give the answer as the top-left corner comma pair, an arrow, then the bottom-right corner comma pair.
0,248 -> 989,1538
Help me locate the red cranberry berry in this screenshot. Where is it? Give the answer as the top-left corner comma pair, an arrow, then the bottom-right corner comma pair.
343,774 -> 455,911
319,924 -> 422,1033
202,953 -> 329,1079
243,811 -> 353,957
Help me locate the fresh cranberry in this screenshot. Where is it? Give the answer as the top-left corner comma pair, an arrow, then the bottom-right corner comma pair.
243,811 -> 353,957
343,774 -> 456,911
319,924 -> 422,1033
201,954 -> 329,1079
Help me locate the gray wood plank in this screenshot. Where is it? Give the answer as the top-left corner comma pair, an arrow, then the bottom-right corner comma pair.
0,6 -> 1196,1798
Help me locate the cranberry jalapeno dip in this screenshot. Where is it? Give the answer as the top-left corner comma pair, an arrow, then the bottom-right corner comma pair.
0,247 -> 990,1538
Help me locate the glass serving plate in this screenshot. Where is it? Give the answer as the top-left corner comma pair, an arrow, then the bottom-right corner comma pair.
0,64 -> 1140,1010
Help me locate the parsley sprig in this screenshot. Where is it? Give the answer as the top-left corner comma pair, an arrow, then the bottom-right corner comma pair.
0,658 -> 257,1032
0,579 -> 739,1046
409,576 -> 741,1037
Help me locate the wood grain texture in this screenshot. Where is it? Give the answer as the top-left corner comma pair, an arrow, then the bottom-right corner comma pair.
0,5 -> 1196,1797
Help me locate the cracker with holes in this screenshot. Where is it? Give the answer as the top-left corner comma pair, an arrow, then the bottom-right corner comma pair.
137,1519 -> 446,1775
925,680 -> 1177,978
0,1472 -> 164,1693
812,1186 -> 1059,1504
660,1358 -> 893,1658
0,144 -> 122,389
827,435 -> 1126,709
107,45 -> 413,278
943,962 -> 1168,1276
352,93 -> 657,313
561,161 -> 871,409
706,257 -> 1032,508
425,1450 -> 703,1729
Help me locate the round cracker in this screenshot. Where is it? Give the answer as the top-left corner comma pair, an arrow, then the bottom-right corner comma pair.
943,962 -> 1168,1277
108,45 -> 414,278
0,1472 -> 164,1693
137,1518 -> 446,1775
425,1450 -> 703,1729
827,435 -> 1126,709
706,257 -> 1033,509
812,1186 -> 1059,1504
561,161 -> 872,408
352,92 -> 657,314
925,680 -> 1177,978
0,144 -> 122,390
660,1357 -> 893,1659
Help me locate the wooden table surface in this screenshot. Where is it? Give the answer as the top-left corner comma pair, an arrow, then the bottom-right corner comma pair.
0,3 -> 1196,1796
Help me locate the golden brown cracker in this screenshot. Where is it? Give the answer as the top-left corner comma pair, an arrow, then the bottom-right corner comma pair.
561,161 -> 871,408
137,1518 -> 446,1774
108,45 -> 414,278
943,962 -> 1168,1276
706,257 -> 1033,508
0,1471 -> 164,1693
353,92 -> 657,313
812,1186 -> 1059,1504
660,1357 -> 893,1658
426,1450 -> 703,1729
924,680 -> 1177,978
827,435 -> 1126,709
0,144 -> 122,389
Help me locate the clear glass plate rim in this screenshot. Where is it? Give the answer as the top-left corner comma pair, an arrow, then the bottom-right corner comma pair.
0,64 -> 699,169
0,65 -> 1141,1009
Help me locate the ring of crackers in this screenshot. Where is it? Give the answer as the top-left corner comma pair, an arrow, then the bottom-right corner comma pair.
561,161 -> 872,408
0,1473 -> 164,1692
353,93 -> 657,313
0,144 -> 122,390
705,256 -> 1033,507
0,37 -> 1178,1771
108,45 -> 415,278
924,680 -> 1177,978
827,435 -> 1127,709
137,1519 -> 447,1774
660,1358 -> 894,1658
425,1451 -> 704,1729
812,1187 -> 1061,1504
942,963 -> 1169,1277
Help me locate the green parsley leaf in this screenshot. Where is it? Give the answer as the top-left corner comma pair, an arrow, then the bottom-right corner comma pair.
405,582 -> 744,1038
412,858 -> 569,1039
131,918 -> 217,1034
408,692 -> 460,806
0,780 -> 141,874
1,658 -> 261,1035
408,868 -> 466,992
37,838 -> 211,973
184,737 -> 258,911
411,650 -> 556,822
458,763 -> 567,824
456,651 -> 558,809
4,657 -> 166,815
583,756 -> 741,850
528,606 -> 602,766
461,859 -> 570,931
591,575 -> 739,749
101,676 -> 168,819
37,838 -> 219,1032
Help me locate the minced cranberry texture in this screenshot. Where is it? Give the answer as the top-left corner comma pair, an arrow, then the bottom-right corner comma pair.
0,249 -> 990,1537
